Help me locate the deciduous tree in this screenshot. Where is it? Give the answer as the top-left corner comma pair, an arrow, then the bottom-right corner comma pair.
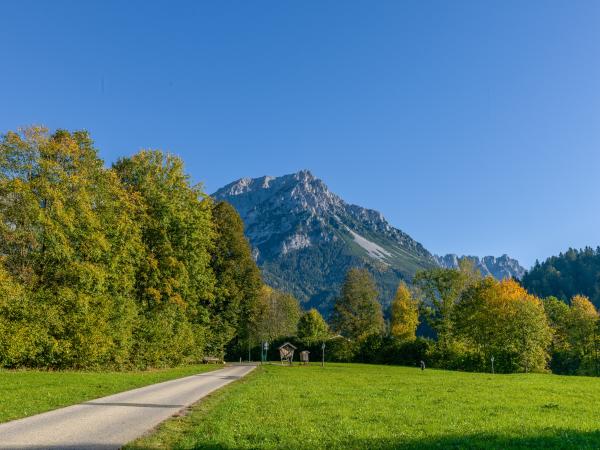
208,201 -> 262,356
249,286 -> 301,344
297,308 -> 329,345
114,150 -> 215,366
454,278 -> 551,373
390,281 -> 419,342
543,296 -> 572,373
0,127 -> 142,368
331,268 -> 384,340
568,295 -> 598,375
413,262 -> 476,350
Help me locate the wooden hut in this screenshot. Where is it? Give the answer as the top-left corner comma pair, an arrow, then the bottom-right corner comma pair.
278,342 -> 297,365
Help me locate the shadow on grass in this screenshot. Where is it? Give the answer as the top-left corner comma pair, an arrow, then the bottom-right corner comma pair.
129,430 -> 600,449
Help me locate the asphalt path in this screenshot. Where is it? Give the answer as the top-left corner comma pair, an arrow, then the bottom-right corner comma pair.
0,364 -> 256,449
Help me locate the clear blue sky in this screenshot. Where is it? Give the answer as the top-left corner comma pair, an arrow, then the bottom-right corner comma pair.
2,1 -> 599,268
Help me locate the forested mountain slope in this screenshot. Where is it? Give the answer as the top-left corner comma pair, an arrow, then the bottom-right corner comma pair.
214,170 -> 524,314
522,247 -> 600,307
214,170 -> 435,313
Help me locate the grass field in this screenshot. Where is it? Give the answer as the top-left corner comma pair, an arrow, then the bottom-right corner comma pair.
0,364 -> 218,423
128,363 -> 600,449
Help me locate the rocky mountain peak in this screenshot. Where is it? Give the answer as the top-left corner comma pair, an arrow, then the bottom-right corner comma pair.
214,170 -> 348,225
213,170 -> 525,313
213,170 -> 436,310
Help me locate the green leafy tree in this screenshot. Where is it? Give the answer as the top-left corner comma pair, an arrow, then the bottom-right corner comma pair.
114,150 -> 215,367
0,127 -> 142,368
543,296 -> 572,373
0,265 -> 49,367
331,268 -> 384,340
208,201 -> 262,356
541,295 -> 600,375
390,281 -> 419,341
249,286 -> 301,344
413,263 -> 476,350
568,295 -> 598,375
297,308 -> 330,345
512,295 -> 552,373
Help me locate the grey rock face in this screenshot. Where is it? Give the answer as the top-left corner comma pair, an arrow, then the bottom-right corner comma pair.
213,170 -> 435,312
433,254 -> 525,280
213,170 -> 525,313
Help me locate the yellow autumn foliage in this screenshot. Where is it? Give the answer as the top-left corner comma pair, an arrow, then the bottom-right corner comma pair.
390,281 -> 419,342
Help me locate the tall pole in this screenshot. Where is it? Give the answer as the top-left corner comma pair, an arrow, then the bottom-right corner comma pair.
593,324 -> 598,376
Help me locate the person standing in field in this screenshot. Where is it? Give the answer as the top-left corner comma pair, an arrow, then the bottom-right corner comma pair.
420,360 -> 426,371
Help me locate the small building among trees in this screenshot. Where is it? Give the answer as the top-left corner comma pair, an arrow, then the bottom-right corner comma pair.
278,342 -> 297,365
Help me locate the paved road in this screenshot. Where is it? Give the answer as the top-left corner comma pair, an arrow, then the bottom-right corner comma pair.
0,364 -> 256,449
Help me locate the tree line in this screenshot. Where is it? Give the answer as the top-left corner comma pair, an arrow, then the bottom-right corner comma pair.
0,127 -> 277,369
2,127 -> 599,375
325,262 -> 600,375
249,263 -> 600,376
522,247 -> 600,308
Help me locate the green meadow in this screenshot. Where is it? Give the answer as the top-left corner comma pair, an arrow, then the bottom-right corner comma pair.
129,363 -> 600,449
0,364 -> 217,423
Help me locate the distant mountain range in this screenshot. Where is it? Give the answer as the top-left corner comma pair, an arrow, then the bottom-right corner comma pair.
213,170 -> 525,314
433,254 -> 525,280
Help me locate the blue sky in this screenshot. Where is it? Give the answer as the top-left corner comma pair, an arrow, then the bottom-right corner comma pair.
1,1 -> 599,268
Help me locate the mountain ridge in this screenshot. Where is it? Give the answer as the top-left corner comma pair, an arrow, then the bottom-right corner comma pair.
213,170 -> 524,314
433,253 -> 525,280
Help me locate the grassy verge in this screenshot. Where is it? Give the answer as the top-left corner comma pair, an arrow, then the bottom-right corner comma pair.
0,364 -> 219,423
128,363 -> 600,449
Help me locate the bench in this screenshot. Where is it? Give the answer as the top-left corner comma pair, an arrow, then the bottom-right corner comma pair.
202,356 -> 223,364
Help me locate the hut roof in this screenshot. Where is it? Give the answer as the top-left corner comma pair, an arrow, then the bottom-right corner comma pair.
278,342 -> 297,350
